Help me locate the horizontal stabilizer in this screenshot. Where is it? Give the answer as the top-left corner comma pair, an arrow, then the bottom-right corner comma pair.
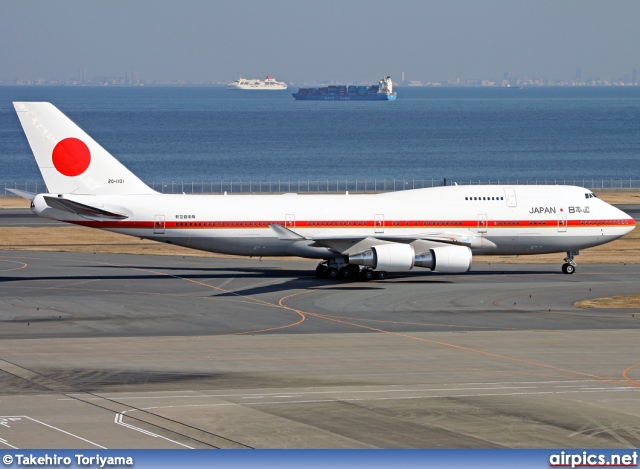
43,196 -> 128,220
5,188 -> 36,201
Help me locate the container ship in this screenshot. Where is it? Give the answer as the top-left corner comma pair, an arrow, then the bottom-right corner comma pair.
292,76 -> 396,101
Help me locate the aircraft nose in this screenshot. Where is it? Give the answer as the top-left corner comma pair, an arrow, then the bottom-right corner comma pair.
625,215 -> 636,232
618,206 -> 636,233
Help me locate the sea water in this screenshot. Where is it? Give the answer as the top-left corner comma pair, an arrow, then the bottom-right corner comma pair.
0,86 -> 639,186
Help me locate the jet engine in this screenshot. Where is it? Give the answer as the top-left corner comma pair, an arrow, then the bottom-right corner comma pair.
349,244 -> 472,273
414,245 -> 472,273
349,244 -> 415,271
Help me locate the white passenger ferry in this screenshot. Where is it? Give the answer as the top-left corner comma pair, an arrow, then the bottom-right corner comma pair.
227,76 -> 287,90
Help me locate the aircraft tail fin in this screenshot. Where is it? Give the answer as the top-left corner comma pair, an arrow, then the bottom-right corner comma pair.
13,102 -> 156,196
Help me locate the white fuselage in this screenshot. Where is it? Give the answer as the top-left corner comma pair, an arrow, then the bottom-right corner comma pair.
32,185 -> 635,260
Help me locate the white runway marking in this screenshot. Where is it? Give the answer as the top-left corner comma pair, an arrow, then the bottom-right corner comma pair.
105,381 -> 639,415
0,416 -> 106,449
60,380 -> 632,403
114,413 -> 193,449
0,437 -> 18,449
216,277 -> 234,289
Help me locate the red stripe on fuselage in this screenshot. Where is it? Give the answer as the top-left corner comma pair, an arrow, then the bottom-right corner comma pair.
69,218 -> 635,230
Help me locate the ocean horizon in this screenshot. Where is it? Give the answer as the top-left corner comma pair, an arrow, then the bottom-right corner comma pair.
1,86 -> 639,187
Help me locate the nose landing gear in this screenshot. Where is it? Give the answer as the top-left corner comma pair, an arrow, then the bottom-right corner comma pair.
562,251 -> 579,274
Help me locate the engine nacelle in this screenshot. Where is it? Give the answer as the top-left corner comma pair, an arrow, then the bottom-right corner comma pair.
414,245 -> 472,273
349,243 -> 415,271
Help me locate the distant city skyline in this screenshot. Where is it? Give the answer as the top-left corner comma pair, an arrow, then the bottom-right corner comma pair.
3,67 -> 639,87
2,0 -> 639,85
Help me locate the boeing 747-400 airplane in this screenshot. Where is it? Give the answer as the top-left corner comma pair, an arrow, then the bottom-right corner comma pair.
11,102 -> 636,279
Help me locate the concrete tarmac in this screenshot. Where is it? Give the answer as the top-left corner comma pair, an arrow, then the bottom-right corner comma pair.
0,251 -> 639,449
0,209 -> 64,227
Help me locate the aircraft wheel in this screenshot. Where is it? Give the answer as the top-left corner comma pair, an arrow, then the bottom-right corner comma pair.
340,267 -> 352,279
376,271 -> 388,280
315,265 -> 328,278
562,263 -> 575,275
362,269 -> 374,281
327,267 -> 340,279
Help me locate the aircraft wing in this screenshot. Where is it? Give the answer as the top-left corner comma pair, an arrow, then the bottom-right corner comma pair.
43,196 -> 129,220
400,233 -> 473,247
269,224 -> 473,252
310,233 -> 473,251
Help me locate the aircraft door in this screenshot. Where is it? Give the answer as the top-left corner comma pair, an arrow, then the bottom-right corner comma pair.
285,214 -> 295,230
154,215 -> 165,234
504,187 -> 517,207
478,214 -> 488,233
558,213 -> 567,232
374,214 -> 384,233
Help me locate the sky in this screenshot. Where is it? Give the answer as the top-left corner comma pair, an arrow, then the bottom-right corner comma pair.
1,0 -> 639,83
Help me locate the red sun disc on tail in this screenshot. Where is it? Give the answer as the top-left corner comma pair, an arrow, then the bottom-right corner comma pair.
52,138 -> 91,177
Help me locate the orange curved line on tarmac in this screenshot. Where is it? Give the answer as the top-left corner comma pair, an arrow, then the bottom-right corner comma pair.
1,252 -> 631,384
283,290 -> 619,383
622,364 -> 640,387
123,264 -> 315,332
1,252 -> 308,338
208,290 -> 311,336
2,284 -> 274,311
0,253 -> 277,308
120,265 -> 309,336
0,258 -> 28,272
126,266 -> 273,305
308,311 -> 519,331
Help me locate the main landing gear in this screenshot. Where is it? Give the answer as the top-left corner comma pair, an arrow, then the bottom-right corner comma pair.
315,261 -> 388,281
561,250 -> 578,274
